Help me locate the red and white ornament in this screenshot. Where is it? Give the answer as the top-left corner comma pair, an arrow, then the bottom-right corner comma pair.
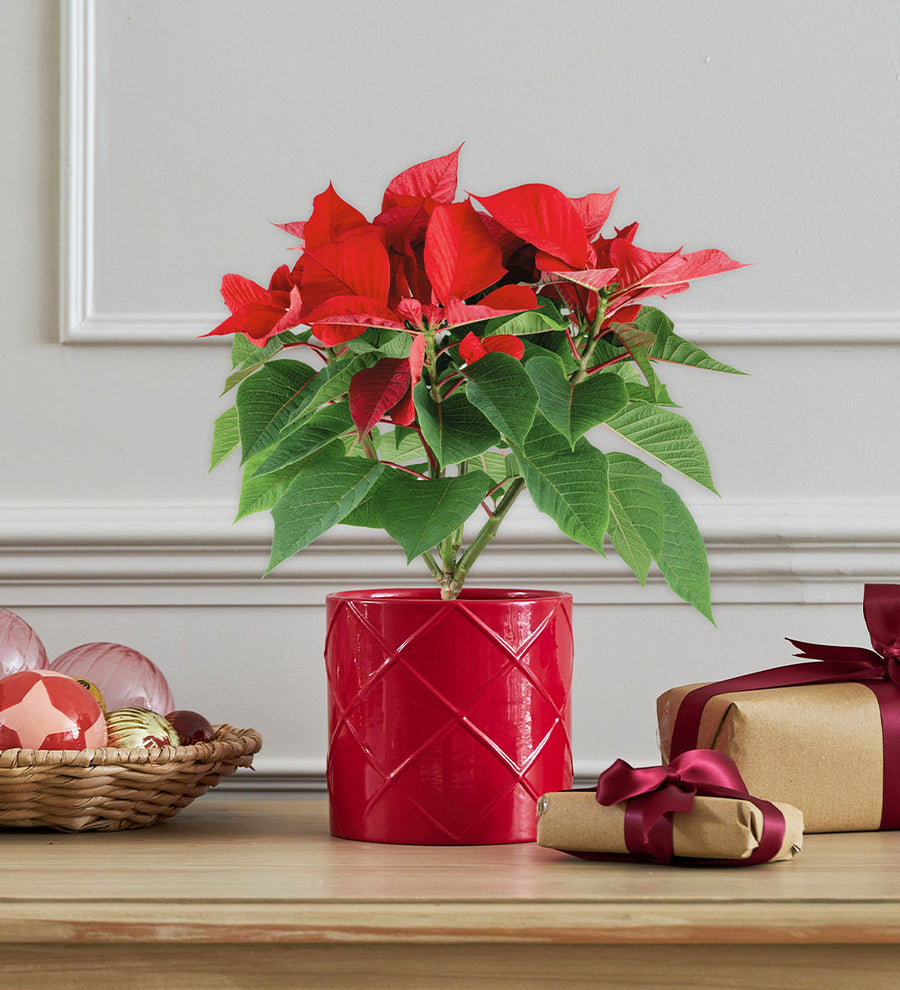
0,670 -> 107,750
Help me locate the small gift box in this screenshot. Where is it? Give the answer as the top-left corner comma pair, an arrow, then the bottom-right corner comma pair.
658,583 -> 900,833
537,750 -> 803,865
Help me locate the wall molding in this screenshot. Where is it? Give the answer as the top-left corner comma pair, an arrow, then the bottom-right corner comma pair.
6,494 -> 896,797
0,497 -> 898,607
59,0 -> 900,346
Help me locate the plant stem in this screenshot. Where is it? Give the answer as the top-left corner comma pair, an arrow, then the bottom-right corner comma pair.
450,461 -> 468,556
424,329 -> 442,403
381,461 -> 429,480
421,550 -> 442,581
421,328 -> 460,585
360,432 -> 378,459
441,478 -> 526,599
570,297 -> 609,385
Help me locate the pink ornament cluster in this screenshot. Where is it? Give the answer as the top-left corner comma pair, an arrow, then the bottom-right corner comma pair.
0,608 -> 175,751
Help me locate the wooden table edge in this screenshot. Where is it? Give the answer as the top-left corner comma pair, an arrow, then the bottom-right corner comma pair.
1,899 -> 899,945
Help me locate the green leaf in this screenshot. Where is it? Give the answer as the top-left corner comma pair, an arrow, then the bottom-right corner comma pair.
512,414 -> 609,553
224,331 -> 311,393
653,481 -> 713,622
370,469 -> 493,562
235,443 -> 338,521
605,453 -> 664,584
344,329 -> 413,358
231,334 -> 263,368
210,406 -> 240,470
474,449 -> 513,486
252,403 -> 354,477
640,307 -> 744,375
612,363 -> 678,407
522,333 -> 579,374
339,470 -> 391,528
602,403 -> 716,492
463,352 -> 539,448
484,301 -> 568,336
235,360 -> 319,462
413,384 -> 500,467
609,323 -> 662,400
525,355 -> 628,448
267,454 -> 385,572
283,356 -> 369,429
377,427 -> 427,464
225,340 -> 284,393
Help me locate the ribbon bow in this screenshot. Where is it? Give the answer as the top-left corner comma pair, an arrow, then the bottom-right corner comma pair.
788,583 -> 900,686
595,750 -> 785,865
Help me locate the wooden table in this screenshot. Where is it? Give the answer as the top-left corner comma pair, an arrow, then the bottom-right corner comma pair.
1,799 -> 899,989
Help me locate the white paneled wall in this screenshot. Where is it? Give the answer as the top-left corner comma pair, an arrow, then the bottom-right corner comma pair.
2,0 -> 899,792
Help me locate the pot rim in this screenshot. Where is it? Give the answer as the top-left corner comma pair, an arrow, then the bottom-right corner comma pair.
326,587 -> 572,604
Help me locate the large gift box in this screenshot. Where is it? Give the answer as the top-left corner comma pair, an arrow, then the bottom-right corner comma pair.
658,584 -> 900,833
537,750 -> 803,865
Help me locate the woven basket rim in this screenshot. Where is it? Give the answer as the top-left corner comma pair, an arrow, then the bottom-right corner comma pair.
0,723 -> 261,770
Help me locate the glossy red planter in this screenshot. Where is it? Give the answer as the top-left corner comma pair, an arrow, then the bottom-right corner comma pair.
324,588 -> 574,844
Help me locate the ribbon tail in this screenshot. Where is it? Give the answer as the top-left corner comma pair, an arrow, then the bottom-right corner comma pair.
623,785 -> 695,864
786,638 -> 884,665
864,584 -> 900,659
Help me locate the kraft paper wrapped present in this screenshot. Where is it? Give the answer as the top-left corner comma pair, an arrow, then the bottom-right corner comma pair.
658,584 -> 900,834
537,750 -> 803,865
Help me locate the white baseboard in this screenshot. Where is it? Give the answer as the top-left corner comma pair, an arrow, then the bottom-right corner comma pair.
215,760 -> 652,799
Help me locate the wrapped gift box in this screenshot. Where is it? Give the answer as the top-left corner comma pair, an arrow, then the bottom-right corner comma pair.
537,789 -> 803,862
537,750 -> 802,866
657,584 -> 900,834
658,680 -> 884,833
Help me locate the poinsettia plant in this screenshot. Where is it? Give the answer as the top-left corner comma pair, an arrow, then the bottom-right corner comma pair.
207,147 -> 744,618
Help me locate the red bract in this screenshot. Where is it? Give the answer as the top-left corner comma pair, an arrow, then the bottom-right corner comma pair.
459,332 -> 525,364
473,180 -> 745,326
385,333 -> 426,427
423,201 -> 505,305
202,265 -> 303,347
300,183 -> 369,250
570,190 -> 618,239
348,335 -> 426,432
349,359 -> 411,433
302,188 -> 539,341
300,230 -> 391,316
375,145 -> 462,243
470,184 -> 595,270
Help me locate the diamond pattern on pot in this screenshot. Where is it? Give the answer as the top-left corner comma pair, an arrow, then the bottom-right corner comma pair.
325,595 -> 574,842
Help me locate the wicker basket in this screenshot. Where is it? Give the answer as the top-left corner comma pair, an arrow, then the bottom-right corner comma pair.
0,724 -> 262,831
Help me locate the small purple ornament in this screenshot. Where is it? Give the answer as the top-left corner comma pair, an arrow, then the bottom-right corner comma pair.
50,642 -> 174,713
0,608 -> 49,678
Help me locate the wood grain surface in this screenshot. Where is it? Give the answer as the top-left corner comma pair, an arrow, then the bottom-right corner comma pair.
1,800 -> 899,988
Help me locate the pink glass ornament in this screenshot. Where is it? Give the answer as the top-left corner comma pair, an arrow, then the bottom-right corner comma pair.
0,670 -> 107,750
50,642 -> 174,714
0,608 -> 49,678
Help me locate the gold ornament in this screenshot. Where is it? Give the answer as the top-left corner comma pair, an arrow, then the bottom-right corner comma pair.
74,677 -> 106,712
105,708 -> 179,749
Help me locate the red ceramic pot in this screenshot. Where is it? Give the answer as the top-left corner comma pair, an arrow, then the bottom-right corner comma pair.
324,588 -> 574,844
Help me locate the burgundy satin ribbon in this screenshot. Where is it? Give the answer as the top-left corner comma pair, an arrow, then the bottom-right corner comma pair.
669,583 -> 900,829
595,749 -> 786,865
